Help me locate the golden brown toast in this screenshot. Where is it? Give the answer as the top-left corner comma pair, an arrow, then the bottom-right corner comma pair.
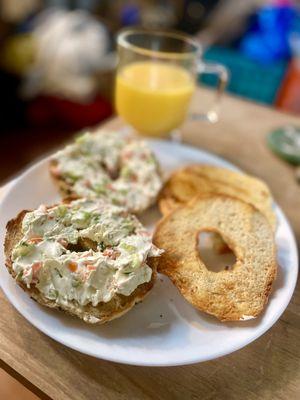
159,164 -> 276,231
151,194 -> 277,321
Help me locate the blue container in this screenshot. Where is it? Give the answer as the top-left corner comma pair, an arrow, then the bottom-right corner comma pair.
201,46 -> 288,105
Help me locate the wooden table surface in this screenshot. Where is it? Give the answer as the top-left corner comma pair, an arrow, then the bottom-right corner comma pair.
0,89 -> 299,400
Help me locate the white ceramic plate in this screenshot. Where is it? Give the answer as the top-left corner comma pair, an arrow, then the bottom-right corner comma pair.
0,140 -> 298,366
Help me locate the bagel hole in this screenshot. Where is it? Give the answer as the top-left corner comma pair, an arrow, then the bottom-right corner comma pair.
197,231 -> 236,273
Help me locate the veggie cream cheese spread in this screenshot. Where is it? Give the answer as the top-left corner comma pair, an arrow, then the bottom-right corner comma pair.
51,129 -> 162,213
11,199 -> 162,308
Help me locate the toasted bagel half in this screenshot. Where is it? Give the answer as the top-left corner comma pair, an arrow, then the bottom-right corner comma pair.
151,195 -> 277,321
159,164 -> 276,231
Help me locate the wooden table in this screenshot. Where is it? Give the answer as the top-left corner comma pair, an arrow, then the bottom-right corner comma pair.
0,89 -> 299,400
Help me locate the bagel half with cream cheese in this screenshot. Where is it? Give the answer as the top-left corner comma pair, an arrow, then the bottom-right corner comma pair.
5,199 -> 162,324
50,129 -> 162,214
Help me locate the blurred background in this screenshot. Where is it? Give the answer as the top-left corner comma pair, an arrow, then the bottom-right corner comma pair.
1,0 -> 300,184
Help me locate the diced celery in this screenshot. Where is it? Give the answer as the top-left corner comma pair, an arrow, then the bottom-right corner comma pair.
72,278 -> 82,288
56,205 -> 68,218
120,166 -> 132,179
93,183 -> 107,195
13,243 -> 33,258
121,243 -> 136,252
111,196 -> 121,205
65,172 -> 80,183
48,288 -> 59,299
147,156 -> 157,165
79,210 -> 91,221
121,218 -> 135,232
131,254 -> 141,269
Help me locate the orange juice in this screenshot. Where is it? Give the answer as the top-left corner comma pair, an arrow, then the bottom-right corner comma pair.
115,61 -> 195,136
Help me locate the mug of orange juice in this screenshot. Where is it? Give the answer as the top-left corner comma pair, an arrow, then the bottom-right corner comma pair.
115,29 -> 228,138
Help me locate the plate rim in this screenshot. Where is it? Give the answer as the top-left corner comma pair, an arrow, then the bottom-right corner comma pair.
0,139 -> 298,366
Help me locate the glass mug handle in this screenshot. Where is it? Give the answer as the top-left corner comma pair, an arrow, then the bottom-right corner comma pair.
191,62 -> 229,123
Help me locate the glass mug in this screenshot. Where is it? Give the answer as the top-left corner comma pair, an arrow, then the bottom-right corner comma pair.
115,29 -> 228,138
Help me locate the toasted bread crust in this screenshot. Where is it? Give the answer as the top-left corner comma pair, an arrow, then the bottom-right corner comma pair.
151,194 -> 277,321
5,209 -> 157,324
159,165 -> 276,230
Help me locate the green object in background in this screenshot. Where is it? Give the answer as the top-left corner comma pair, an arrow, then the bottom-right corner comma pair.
267,126 -> 300,165
201,46 -> 288,105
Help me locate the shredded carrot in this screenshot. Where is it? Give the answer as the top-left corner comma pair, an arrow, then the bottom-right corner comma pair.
106,183 -> 115,191
131,174 -> 138,182
68,262 -> 78,272
84,179 -> 92,188
28,237 -> 42,244
32,262 -> 42,279
103,249 -> 120,260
